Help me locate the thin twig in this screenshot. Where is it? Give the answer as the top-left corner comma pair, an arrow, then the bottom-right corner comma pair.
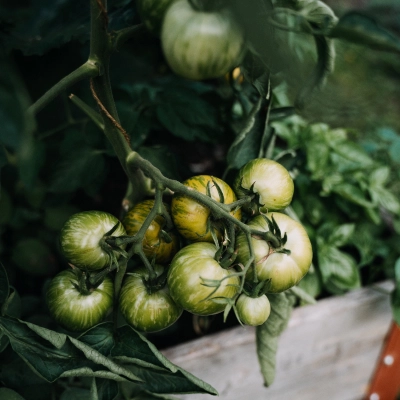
90,79 -> 131,145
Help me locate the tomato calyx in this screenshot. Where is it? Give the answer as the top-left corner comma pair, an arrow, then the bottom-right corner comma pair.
243,279 -> 272,299
129,266 -> 169,295
69,265 -> 102,295
236,179 -> 264,216
255,215 -> 291,254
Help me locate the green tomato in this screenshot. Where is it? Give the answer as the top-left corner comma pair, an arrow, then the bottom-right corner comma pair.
137,0 -> 178,35
119,265 -> 182,333
123,200 -> 179,263
161,0 -> 244,80
236,294 -> 270,326
60,211 -> 126,270
236,212 -> 313,293
46,270 -> 114,332
234,158 -> 294,213
168,242 -> 240,315
171,175 -> 241,243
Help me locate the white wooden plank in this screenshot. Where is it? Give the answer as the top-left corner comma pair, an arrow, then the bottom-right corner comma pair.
162,281 -> 394,400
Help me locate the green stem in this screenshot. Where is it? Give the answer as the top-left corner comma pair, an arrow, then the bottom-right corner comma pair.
69,94 -> 105,131
29,61 -> 99,115
112,24 -> 146,51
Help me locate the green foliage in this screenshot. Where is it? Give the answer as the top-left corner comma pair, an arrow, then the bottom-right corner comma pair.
1,0 -> 400,397
256,292 -> 295,386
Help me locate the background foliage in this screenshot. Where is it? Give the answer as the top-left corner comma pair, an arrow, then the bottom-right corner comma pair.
1,0 -> 400,398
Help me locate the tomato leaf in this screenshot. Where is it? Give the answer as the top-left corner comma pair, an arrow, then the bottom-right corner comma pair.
256,292 -> 295,387
226,96 -> 271,170
0,316 -> 143,383
329,11 -> 400,53
111,325 -> 218,395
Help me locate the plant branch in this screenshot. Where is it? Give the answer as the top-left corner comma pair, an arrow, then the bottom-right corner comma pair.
28,61 -> 99,115
69,94 -> 105,131
112,24 -> 146,51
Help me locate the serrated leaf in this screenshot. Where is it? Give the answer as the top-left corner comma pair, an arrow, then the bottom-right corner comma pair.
227,96 -> 270,170
329,11 -> 400,53
0,316 -> 143,383
112,325 -> 218,395
256,293 -> 295,387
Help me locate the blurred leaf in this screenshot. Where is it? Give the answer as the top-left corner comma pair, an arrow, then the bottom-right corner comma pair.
296,270 -> 322,303
227,96 -> 270,170
0,0 -> 134,55
256,292 -> 295,387
332,141 -> 374,168
333,183 -> 373,208
0,388 -> 26,400
317,242 -> 361,294
11,239 -> 56,277
50,146 -> 106,194
288,285 -> 317,304
60,388 -> 92,400
241,53 -> 271,97
0,263 -> 10,308
330,11 -> 400,53
138,146 -> 182,181
327,223 -> 355,247
231,0 -> 274,64
96,378 -> 119,400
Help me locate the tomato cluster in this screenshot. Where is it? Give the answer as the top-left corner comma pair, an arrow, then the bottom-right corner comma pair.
137,0 -> 244,80
46,159 -> 312,333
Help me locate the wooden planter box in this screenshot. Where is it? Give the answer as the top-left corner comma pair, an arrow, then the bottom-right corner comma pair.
162,281 -> 394,400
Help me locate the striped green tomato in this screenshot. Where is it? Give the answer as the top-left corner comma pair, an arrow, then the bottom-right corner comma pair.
119,265 -> 182,333
123,200 -> 179,263
60,211 -> 126,270
167,242 -> 240,315
236,212 -> 313,293
234,158 -> 294,213
46,270 -> 113,332
236,294 -> 270,326
171,175 -> 241,243
137,0 -> 178,35
161,0 -> 244,80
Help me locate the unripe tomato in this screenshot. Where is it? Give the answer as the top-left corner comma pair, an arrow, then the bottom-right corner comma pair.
123,200 -> 179,263
167,242 -> 240,315
161,0 -> 244,80
236,294 -> 271,326
234,158 -> 294,213
46,270 -> 114,332
137,0 -> 178,35
119,264 -> 182,333
236,212 -> 313,293
171,175 -> 241,243
60,211 -> 126,270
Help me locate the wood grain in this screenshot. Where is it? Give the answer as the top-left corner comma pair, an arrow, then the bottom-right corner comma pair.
162,281 -> 394,400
